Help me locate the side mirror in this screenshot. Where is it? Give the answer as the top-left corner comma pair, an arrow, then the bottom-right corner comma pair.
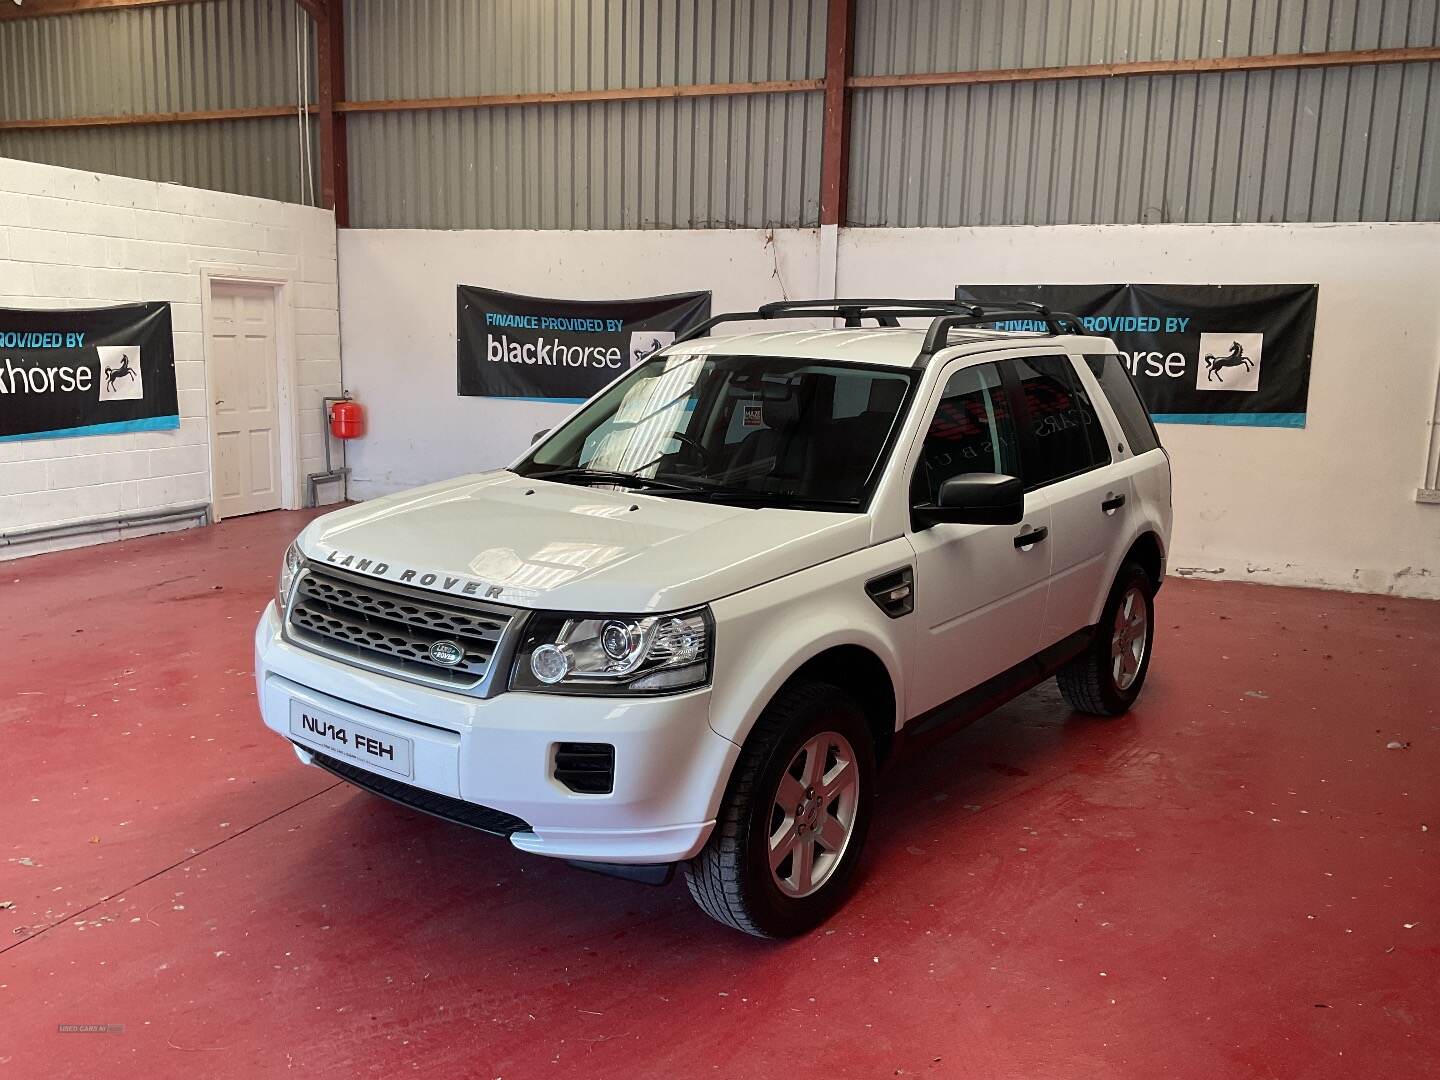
914,473 -> 1024,528
531,428 -> 550,445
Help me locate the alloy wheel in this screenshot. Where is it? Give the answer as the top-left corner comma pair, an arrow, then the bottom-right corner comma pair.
1110,585 -> 1149,691
767,731 -> 861,899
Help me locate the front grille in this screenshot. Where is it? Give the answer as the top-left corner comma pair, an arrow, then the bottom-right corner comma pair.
554,742 -> 615,794
305,748 -> 532,836
287,565 -> 516,692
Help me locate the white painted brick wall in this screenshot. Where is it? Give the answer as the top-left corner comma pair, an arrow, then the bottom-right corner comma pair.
0,157 -> 341,560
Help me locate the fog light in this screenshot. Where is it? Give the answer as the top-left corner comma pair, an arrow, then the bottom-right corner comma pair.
530,643 -> 572,685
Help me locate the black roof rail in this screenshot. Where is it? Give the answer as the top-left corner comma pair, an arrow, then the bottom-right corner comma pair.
672,297 -> 1085,359
918,302 -> 1086,361
757,298 -> 975,321
675,298 -> 980,342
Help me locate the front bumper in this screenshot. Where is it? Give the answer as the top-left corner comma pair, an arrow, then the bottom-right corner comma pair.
254,603 -> 739,864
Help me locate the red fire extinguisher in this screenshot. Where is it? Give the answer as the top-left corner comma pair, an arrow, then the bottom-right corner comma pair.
329,397 -> 365,440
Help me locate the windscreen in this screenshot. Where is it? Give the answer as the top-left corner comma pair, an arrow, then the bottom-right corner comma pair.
515,352 -> 914,510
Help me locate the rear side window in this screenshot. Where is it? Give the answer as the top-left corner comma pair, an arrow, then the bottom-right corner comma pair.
1086,353 -> 1161,455
1009,354 -> 1111,488
911,362 -> 1021,504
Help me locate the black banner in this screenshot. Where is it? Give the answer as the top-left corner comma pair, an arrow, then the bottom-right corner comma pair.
457,285 -> 711,402
954,284 -> 1319,428
0,302 -> 178,442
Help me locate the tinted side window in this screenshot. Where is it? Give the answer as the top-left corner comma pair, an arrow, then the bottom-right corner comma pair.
912,362 -> 1021,504
1085,353 -> 1161,454
1010,354 -> 1110,488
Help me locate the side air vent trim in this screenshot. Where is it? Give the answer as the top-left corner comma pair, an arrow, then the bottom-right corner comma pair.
865,566 -> 915,619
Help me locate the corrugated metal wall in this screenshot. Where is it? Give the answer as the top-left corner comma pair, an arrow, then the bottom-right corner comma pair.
0,0 -> 315,204
0,0 -> 1435,226
853,0 -> 1436,72
0,119 -> 315,206
347,95 -> 821,228
343,0 -> 826,228
850,0 -> 1440,224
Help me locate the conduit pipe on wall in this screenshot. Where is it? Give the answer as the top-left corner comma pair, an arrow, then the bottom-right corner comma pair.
0,503 -> 211,550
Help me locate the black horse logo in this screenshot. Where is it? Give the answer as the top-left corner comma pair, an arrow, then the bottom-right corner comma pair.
104,353 -> 137,393
1204,341 -> 1254,383
632,337 -> 666,363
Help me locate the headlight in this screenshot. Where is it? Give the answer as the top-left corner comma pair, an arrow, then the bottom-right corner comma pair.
510,607 -> 713,695
276,542 -> 303,612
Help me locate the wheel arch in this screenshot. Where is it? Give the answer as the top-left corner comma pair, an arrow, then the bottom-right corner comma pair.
1124,530 -> 1166,591
776,644 -> 899,766
707,623 -> 906,776
702,541 -> 915,821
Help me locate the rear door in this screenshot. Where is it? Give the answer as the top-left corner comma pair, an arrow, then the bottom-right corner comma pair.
905,359 -> 1052,716
1081,350 -> 1169,508
1080,348 -> 1172,578
1003,352 -> 1122,648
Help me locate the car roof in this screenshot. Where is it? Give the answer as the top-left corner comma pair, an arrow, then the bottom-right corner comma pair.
673,327 -> 1115,368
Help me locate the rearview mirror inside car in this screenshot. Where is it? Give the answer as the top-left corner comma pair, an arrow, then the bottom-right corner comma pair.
913,473 -> 1024,528
531,429 -> 550,445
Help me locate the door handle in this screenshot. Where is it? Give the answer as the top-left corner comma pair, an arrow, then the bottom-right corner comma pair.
1101,493 -> 1126,513
1014,526 -> 1048,549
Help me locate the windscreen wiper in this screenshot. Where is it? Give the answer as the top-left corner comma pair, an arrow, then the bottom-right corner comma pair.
654,479 -> 861,510
529,467 -> 701,493
528,467 -> 859,510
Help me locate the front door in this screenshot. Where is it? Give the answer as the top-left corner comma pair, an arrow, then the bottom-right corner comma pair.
209,282 -> 282,519
906,359 -> 1052,718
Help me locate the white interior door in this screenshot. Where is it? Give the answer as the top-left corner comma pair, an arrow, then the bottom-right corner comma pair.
210,282 -> 283,519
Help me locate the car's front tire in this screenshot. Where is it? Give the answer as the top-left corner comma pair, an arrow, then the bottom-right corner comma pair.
684,680 -> 875,938
1057,560 -> 1156,716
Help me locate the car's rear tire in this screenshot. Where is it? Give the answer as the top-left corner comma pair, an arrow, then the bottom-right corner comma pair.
684,680 -> 875,938
1057,561 -> 1156,716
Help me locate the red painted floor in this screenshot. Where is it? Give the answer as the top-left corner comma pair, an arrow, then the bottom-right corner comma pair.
1,510 -> 1436,1079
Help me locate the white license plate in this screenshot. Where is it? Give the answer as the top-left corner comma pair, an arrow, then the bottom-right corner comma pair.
288,700 -> 413,780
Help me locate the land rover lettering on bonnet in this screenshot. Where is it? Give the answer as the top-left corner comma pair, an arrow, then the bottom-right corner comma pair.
318,549 -> 507,600
255,298 -> 1172,937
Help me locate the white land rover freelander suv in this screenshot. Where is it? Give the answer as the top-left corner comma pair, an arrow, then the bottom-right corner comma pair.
255,298 -> 1172,938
